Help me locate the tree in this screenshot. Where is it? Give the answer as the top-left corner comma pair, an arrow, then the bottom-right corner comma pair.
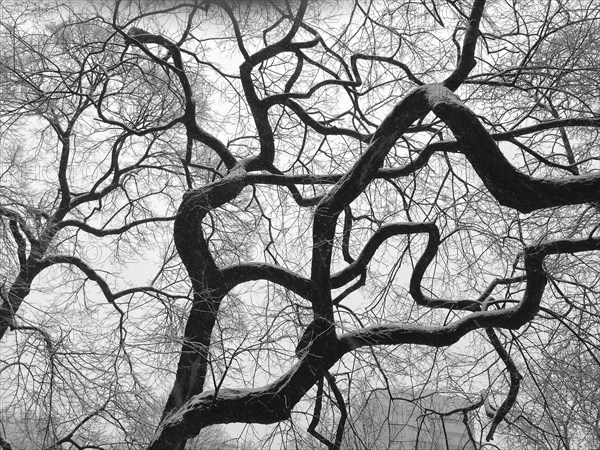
497,296 -> 600,449
1,0 -> 599,449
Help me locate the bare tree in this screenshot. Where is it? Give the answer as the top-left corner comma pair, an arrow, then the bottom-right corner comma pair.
1,1 -> 599,449
499,305 -> 600,449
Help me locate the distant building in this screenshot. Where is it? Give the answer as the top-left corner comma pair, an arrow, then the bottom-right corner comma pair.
351,389 -> 477,450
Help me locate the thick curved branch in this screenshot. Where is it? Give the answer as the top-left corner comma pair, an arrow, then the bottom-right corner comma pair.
333,221 -> 516,312
343,236 -> 600,352
187,125 -> 237,170
162,165 -> 250,421
408,222 -> 483,311
309,87 -> 439,332
221,262 -> 311,299
284,51 -> 304,93
321,83 -> 600,215
235,1 -> 311,164
330,219 -> 484,312
150,352 -> 337,450
430,86 -> 600,213
124,27 -> 237,168
238,33 -> 321,164
332,223 -> 423,286
174,167 -> 248,272
444,0 -> 486,91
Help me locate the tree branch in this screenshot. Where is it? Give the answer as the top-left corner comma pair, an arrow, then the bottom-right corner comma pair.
221,262 -> 311,300
429,85 -> 600,212
444,0 -> 486,90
